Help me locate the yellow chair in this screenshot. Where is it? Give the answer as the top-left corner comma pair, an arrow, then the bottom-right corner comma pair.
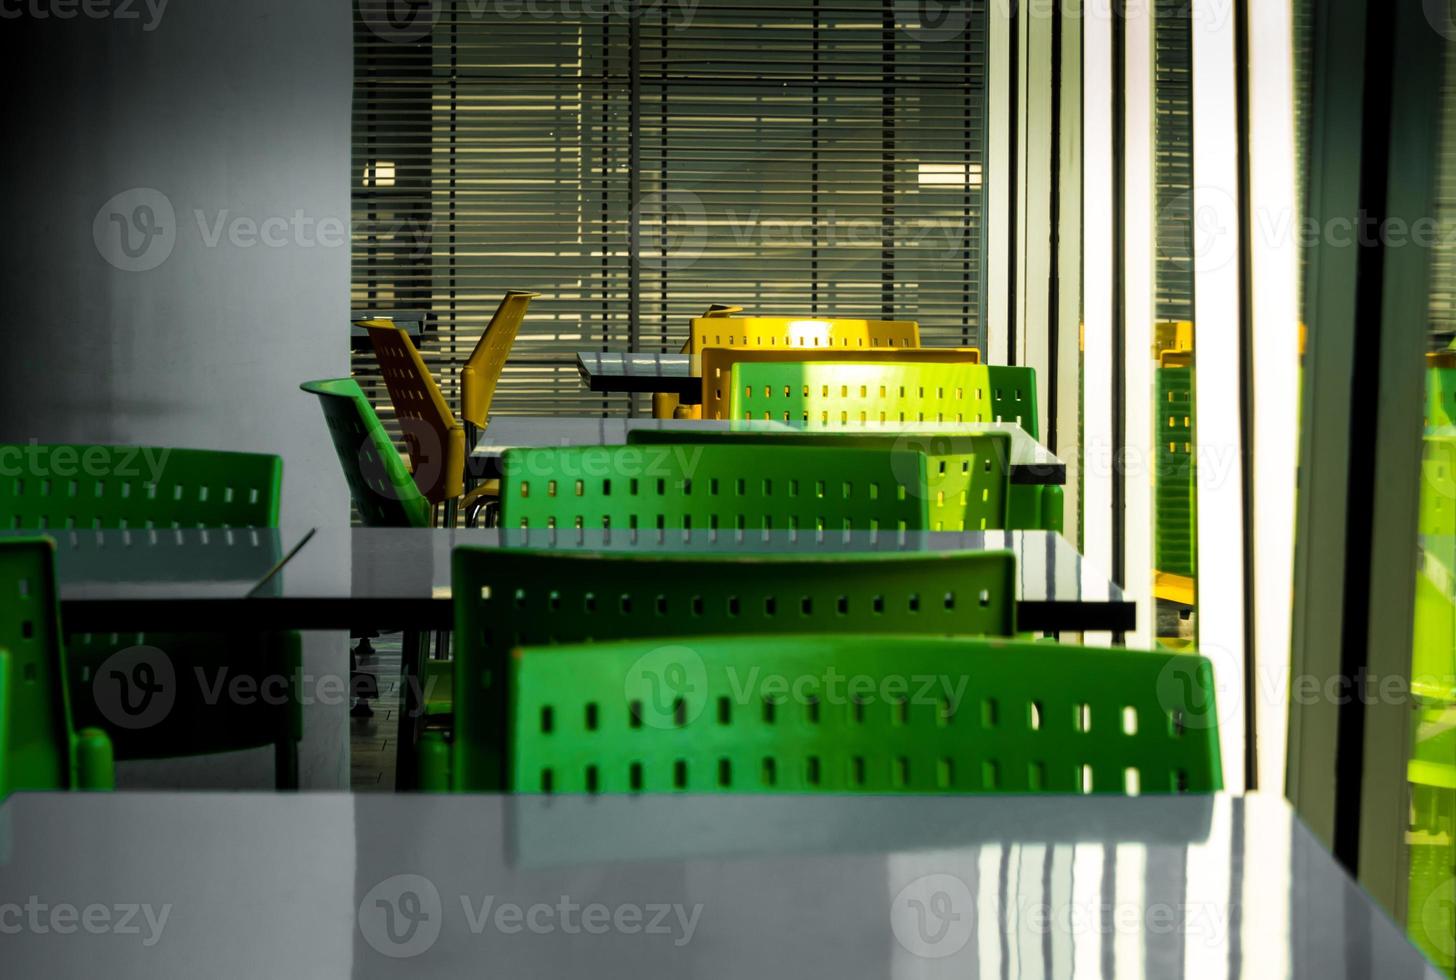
363,320 -> 467,524
687,315 -> 919,353
699,346 -> 980,420
461,290 -> 539,439
651,304 -> 745,419
361,293 -> 536,525
654,314 -> 923,419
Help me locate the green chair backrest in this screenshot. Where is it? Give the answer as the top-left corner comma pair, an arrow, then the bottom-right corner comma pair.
446,548 -> 1018,790
0,537 -> 113,796
0,446 -> 294,783
1429,364 -> 1456,429
987,365 -> 1040,439
301,378 -> 432,528
626,428 -> 1011,532
1422,434 -> 1456,539
505,634 -> 1222,794
0,445 -> 280,530
499,443 -> 932,533
729,361 -> 994,426
1155,362 -> 1197,577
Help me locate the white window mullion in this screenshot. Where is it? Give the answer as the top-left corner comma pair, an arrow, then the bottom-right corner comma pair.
1246,0 -> 1300,798
1123,0 -> 1156,648
1082,0 -> 1117,627
1191,0 -> 1248,792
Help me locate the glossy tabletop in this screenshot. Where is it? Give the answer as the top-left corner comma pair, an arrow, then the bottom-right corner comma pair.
0,791 -> 1433,978
350,311 -> 429,351
473,417 -> 1067,485
6,527 -> 1132,634
577,351 -> 698,397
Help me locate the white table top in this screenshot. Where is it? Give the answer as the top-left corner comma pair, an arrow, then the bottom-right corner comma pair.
0,791 -> 1434,978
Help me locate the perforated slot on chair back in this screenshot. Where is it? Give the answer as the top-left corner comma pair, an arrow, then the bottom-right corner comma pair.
1155,362 -> 1197,577
301,379 -> 432,528
462,291 -> 540,429
0,538 -> 72,792
450,548 -> 1018,789
729,361 -> 994,426
987,365 -> 1040,439
508,634 -> 1222,795
363,319 -> 465,504
699,347 -> 981,420
687,317 -> 919,355
499,443 -> 932,534
627,428 -> 1011,532
0,446 -> 280,530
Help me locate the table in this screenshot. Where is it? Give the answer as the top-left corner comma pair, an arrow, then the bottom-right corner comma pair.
351,311 -> 430,352
577,352 -> 698,397
0,791 -> 1434,977
12,527 -> 1129,635
473,417 -> 1067,486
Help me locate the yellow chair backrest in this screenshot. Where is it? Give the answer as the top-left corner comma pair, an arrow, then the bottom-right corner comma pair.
363,320 -> 465,505
700,346 -> 981,420
462,290 -> 539,429
1155,320 -> 1194,356
686,316 -> 919,355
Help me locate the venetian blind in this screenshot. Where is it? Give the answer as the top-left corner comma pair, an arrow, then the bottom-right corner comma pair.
352,0 -> 989,424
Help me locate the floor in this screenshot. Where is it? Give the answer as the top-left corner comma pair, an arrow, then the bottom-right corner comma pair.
349,633 -> 402,790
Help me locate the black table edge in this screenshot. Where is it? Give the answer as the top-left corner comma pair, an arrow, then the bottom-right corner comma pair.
59,596 -> 1131,635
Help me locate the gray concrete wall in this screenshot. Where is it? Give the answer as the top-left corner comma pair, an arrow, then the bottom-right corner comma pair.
1,0 -> 354,788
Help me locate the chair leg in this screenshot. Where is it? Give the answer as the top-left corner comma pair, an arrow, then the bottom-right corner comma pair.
350,645 -> 378,718
396,629 -> 426,790
275,738 -> 300,791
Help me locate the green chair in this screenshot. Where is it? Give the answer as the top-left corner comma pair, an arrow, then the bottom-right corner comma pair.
728,360 -> 1061,533
437,630 -> 1221,794
987,365 -> 1040,438
984,365 -> 1061,533
499,443 -> 933,532
627,427 -> 1011,532
729,361 -> 994,426
426,547 -> 1018,790
302,378 -> 440,784
301,378 -> 432,528
0,444 -> 300,789
1428,353 -> 1456,429
0,537 -> 114,798
1,445 -> 281,529
1155,355 -> 1197,584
